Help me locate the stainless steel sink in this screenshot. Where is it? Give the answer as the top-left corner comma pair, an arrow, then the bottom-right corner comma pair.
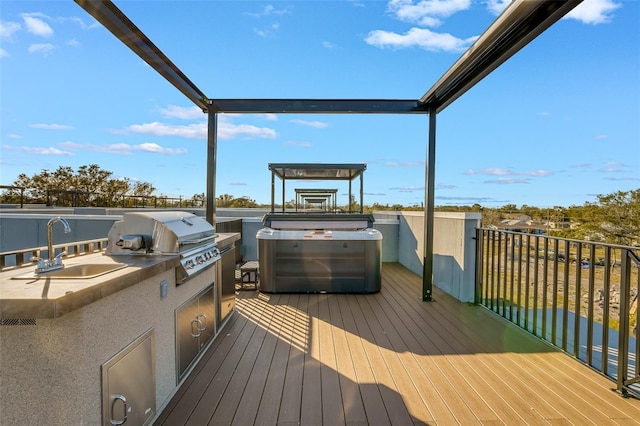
12,263 -> 128,280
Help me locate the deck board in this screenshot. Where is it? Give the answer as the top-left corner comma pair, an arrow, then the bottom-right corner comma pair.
154,262 -> 640,425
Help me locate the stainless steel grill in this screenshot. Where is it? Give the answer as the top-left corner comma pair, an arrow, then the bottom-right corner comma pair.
106,211 -> 220,283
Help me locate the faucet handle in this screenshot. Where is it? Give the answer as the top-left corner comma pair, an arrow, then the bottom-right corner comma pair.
54,251 -> 67,260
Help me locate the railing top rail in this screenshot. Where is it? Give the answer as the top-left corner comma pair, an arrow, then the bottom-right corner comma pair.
478,227 -> 640,252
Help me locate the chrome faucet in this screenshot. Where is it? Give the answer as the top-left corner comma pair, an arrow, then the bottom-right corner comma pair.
35,217 -> 71,273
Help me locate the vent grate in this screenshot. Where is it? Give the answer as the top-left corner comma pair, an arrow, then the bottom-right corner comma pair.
0,318 -> 37,326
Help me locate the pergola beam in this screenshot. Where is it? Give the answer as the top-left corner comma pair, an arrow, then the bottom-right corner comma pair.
74,0 -> 209,111
420,0 -> 583,113
208,99 -> 426,114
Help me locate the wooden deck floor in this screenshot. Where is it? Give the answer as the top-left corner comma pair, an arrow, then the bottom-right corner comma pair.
155,263 -> 640,425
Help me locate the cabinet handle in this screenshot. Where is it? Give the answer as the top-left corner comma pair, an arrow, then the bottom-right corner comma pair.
191,318 -> 202,338
110,394 -> 127,425
197,313 -> 208,332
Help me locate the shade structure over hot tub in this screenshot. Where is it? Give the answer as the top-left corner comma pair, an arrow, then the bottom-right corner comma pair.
257,163 -> 382,293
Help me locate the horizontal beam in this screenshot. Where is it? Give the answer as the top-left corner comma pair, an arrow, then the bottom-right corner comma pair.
421,0 -> 583,113
75,0 -> 209,111
208,99 -> 427,114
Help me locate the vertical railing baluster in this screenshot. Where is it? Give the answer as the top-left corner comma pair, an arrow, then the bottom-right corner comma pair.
542,236 -> 549,341
552,238 -> 559,346
490,230 -> 496,310
587,244 -> 596,367
532,236 -> 540,336
509,232 -> 516,321
562,239 -> 570,352
602,246 -> 611,376
484,230 -> 491,306
524,234 -> 531,332
496,232 -> 502,316
574,243 -> 582,359
502,232 -> 509,317
517,234 -> 523,326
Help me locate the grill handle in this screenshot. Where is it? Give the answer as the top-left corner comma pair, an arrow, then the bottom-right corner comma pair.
179,234 -> 218,246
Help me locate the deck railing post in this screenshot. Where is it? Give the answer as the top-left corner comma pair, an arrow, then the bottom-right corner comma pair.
475,228 -> 483,305
617,248 -> 632,395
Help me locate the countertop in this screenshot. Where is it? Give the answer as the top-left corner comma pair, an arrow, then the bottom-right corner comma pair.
0,232 -> 240,319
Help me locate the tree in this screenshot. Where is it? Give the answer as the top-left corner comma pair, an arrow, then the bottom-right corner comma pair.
229,196 -> 258,208
216,194 -> 235,207
579,189 -> 640,246
2,165 -> 155,207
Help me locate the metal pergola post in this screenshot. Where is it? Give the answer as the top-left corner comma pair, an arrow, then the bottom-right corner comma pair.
206,113 -> 217,225
423,105 -> 437,301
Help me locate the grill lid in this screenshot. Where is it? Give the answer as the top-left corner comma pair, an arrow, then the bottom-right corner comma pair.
106,211 -> 220,283
107,211 -> 216,254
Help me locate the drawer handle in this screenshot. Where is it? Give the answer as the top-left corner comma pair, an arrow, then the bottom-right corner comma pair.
197,313 -> 208,332
110,394 -> 127,425
191,318 -> 202,338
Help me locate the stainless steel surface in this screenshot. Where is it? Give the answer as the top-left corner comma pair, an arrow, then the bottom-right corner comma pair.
105,211 -> 220,284
176,284 -> 216,381
12,263 -> 127,280
257,229 -> 382,294
218,245 -> 236,324
101,328 -> 155,426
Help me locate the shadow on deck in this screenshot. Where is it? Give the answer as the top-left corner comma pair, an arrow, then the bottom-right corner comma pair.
155,262 -> 640,425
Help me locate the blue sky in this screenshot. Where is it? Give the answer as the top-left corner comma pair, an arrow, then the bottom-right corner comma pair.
1,0 -> 638,208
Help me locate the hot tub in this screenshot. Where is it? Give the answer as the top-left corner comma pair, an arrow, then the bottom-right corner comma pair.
257,213 -> 382,293
257,227 -> 382,294
257,163 -> 383,293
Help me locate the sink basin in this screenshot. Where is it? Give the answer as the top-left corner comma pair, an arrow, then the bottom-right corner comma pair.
12,263 -> 128,280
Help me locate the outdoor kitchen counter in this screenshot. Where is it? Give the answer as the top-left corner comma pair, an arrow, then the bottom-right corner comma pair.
0,232 -> 239,319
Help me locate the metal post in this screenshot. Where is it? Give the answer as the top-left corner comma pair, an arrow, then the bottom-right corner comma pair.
281,171 -> 285,213
360,172 -> 364,213
270,170 -> 275,213
423,105 -> 436,302
617,248 -> 631,395
206,112 -> 217,226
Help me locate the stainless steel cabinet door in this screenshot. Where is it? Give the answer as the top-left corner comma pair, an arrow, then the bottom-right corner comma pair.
102,329 -> 155,426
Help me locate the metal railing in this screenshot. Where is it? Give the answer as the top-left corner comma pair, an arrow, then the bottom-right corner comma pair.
476,229 -> 639,397
0,238 -> 109,271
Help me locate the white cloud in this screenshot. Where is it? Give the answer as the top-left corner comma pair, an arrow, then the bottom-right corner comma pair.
159,105 -> 204,120
0,20 -> 21,40
59,141 -> 187,155
365,27 -> 477,52
28,43 -> 56,55
323,41 -> 336,49
16,146 -> 73,156
386,161 -> 424,167
29,123 -> 73,130
66,16 -> 101,31
465,168 -> 553,177
135,143 -> 187,155
284,140 -> 313,147
387,0 -> 471,27
7,134 -> 22,139
127,122 -> 207,139
125,117 -> 277,140
66,38 -> 80,47
22,14 -> 54,37
0,48 -> 8,58
486,0 -> 512,16
290,119 -> 329,128
484,177 -> 531,184
565,0 -> 621,25
389,185 -> 425,191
